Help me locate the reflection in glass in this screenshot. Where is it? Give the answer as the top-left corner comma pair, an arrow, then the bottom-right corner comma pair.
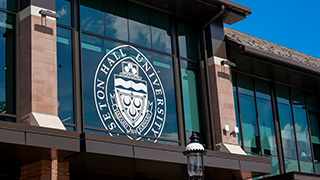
128,2 -> 151,48
237,73 -> 254,96
234,92 -> 242,147
278,103 -> 297,159
255,79 -> 271,100
291,88 -> 305,108
104,0 -> 128,42
276,85 -> 290,105
300,161 -> 314,173
177,20 -> 198,60
57,27 -> 74,125
257,98 -> 277,156
0,0 -> 15,12
181,60 -> 201,141
105,13 -> 128,42
81,33 -> 105,128
150,11 -> 171,54
293,107 -> 312,161
80,0 -> 104,35
56,0 -> 71,26
264,155 -> 280,177
0,12 -> 15,118
151,52 -> 178,141
284,158 -> 299,173
239,94 -> 260,154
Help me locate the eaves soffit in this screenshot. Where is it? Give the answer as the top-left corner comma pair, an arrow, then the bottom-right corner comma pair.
130,0 -> 251,24
224,27 -> 320,70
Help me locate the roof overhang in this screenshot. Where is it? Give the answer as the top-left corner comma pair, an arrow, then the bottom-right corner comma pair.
226,38 -> 320,77
129,0 -> 251,24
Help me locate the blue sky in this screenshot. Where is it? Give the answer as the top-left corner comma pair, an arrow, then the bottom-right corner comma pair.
225,0 -> 320,58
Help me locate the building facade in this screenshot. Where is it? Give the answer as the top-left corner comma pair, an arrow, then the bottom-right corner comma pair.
0,0 -> 319,179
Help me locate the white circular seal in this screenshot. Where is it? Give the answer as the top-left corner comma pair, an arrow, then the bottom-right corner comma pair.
94,45 -> 166,142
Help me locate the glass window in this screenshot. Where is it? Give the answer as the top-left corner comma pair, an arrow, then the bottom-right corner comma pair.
56,0 -> 71,26
128,2 -> 151,48
0,0 -> 15,12
177,19 -> 199,60
284,158 -> 299,172
278,103 -> 297,160
80,0 -> 104,35
307,93 -> 320,174
291,88 -> 305,108
257,98 -> 277,156
181,60 -> 202,141
255,79 -> 271,100
239,94 -> 260,154
81,32 -> 179,144
293,107 -> 312,162
0,11 -> 15,118
234,91 -> 242,146
150,10 -> 171,54
264,155 -> 280,177
57,27 -> 74,126
276,85 -> 290,105
104,0 -> 128,42
237,73 -> 254,96
300,161 -> 314,174
81,33 -> 106,129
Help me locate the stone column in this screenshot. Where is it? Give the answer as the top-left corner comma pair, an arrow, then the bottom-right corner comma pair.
18,4 -> 65,130
206,21 -> 245,155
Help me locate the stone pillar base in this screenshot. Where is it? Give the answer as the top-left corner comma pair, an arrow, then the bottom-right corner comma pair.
20,160 -> 69,180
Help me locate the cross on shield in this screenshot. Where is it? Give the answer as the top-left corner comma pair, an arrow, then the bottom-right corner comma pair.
114,74 -> 148,128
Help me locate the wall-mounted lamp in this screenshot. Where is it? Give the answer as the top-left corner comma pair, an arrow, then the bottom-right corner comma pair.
221,60 -> 236,67
39,10 -> 60,19
231,127 -> 239,135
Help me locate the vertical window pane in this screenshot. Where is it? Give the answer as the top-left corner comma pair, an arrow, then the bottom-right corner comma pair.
291,88 -> 305,108
56,0 -> 71,26
264,155 -> 280,177
278,103 -> 298,159
284,158 -> 299,173
239,94 -> 260,154
150,52 -> 178,141
177,20 -> 198,60
255,79 -> 271,100
276,85 -> 290,105
234,92 -> 242,146
300,161 -> 314,173
57,27 -> 74,125
306,93 -> 319,112
81,33 -> 105,128
0,0 -> 15,12
128,2 -> 151,48
310,112 -> 320,174
104,0 -> 128,42
181,60 -> 202,140
257,99 -> 277,156
150,10 -> 171,54
237,73 -> 254,96
293,107 -> 312,162
80,0 -> 104,35
0,12 -> 15,117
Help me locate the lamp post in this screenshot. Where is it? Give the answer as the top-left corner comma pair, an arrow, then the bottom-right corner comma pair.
183,132 -> 206,180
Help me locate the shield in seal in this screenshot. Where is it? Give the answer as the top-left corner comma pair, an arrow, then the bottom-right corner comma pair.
114,62 -> 148,128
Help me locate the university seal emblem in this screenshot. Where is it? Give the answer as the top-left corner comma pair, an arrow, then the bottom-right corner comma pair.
94,45 -> 166,142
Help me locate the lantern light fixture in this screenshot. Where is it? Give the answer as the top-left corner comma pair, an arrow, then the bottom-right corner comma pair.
183,132 -> 206,180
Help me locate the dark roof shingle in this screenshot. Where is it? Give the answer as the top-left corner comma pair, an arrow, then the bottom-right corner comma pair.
224,27 -> 320,69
